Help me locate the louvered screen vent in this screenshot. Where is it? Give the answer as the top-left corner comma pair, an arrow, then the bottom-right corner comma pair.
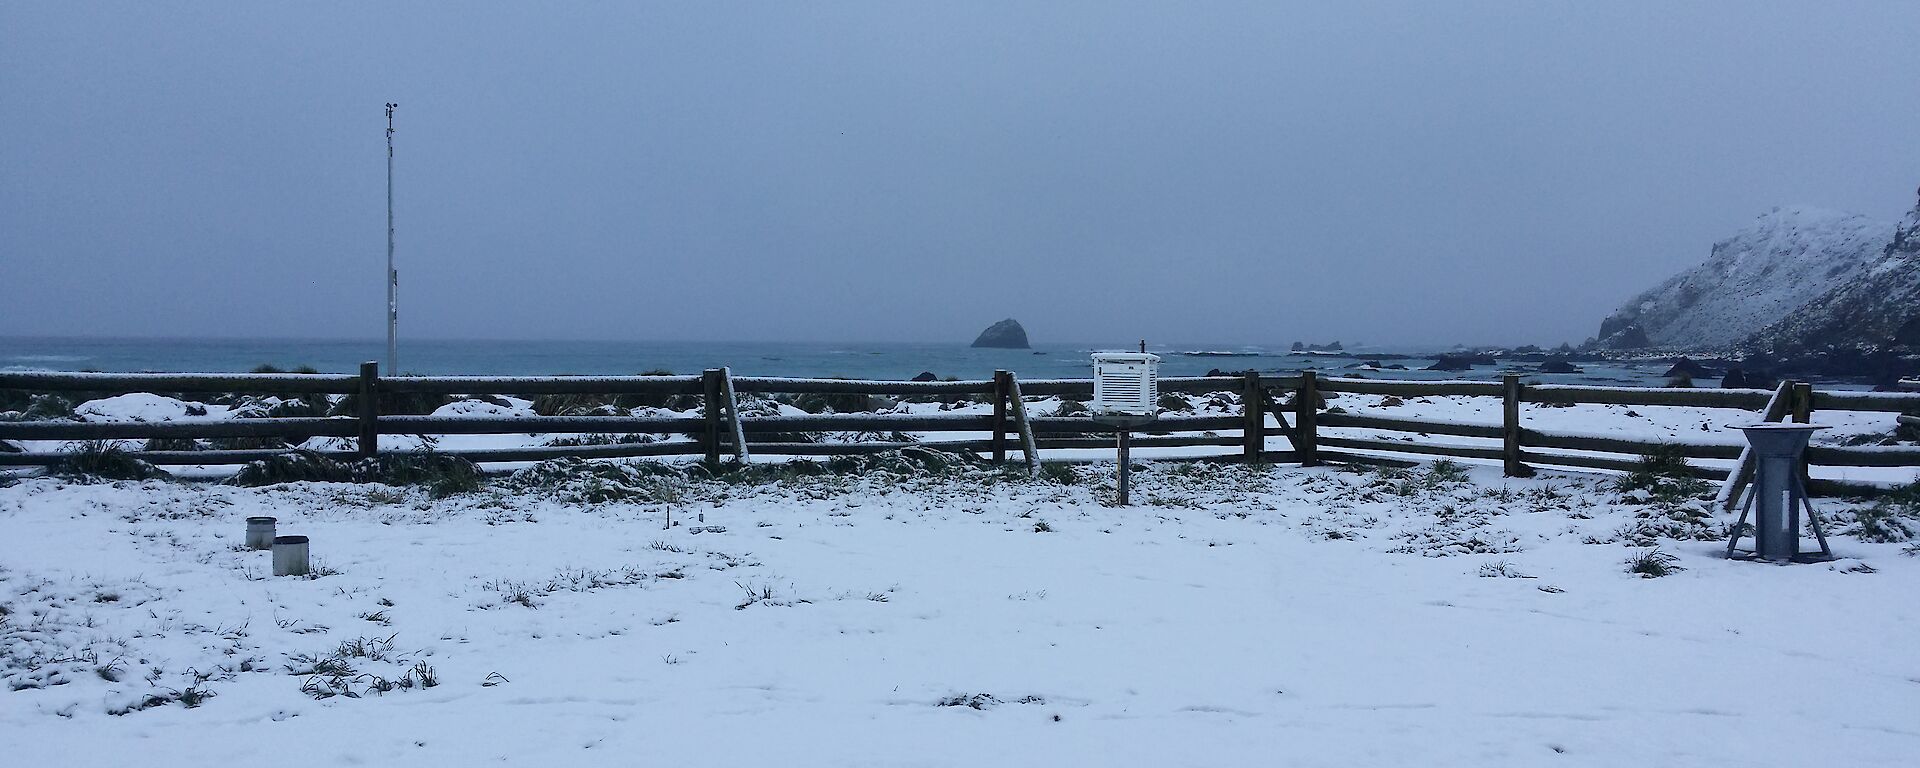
1092,352 -> 1161,417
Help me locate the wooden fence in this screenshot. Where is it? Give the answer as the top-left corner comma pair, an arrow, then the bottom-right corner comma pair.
3,366 -> 1918,498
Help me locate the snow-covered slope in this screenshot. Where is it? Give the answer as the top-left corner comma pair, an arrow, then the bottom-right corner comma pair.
1595,207 -> 1891,350
1746,190 -> 1920,354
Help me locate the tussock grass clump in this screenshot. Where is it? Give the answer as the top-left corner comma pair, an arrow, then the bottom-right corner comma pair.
287,634 -> 437,700
824,447 -> 978,477
1625,547 -> 1685,578
229,450 -> 356,485
1425,459 -> 1471,485
1612,446 -> 1718,544
782,391 -> 888,414
1038,462 -> 1080,485
705,448 -> 984,487
1617,445 -> 1709,501
1477,560 -> 1533,578
508,458 -> 686,504
248,364 -> 320,375
530,393 -> 624,417
327,389 -> 452,418
374,453 -> 484,498
26,394 -> 77,420
1849,480 -> 1920,544
544,433 -> 656,447
1366,460 -> 1473,497
1,393 -> 77,421
710,460 -> 830,485
141,437 -> 202,452
229,450 -> 483,497
228,394 -> 331,419
54,441 -> 170,482
0,388 -> 32,414
1852,510 -> 1914,543
207,436 -> 296,451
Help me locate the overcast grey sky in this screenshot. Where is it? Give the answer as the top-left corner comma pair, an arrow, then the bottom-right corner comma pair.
3,2 -> 1916,347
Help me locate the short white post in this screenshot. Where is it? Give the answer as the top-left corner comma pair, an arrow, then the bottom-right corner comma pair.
272,535 -> 310,577
246,517 -> 277,550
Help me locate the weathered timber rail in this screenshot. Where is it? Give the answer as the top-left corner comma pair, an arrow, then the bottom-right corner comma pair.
3,366 -> 1918,497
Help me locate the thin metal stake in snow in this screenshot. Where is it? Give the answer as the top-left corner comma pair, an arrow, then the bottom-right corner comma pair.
385,102 -> 400,375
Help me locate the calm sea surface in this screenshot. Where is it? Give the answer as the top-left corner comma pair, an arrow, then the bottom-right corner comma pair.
0,336 -> 1687,386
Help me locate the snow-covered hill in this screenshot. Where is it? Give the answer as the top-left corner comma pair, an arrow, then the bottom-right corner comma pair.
1746,191 -> 1920,355
1594,207 -> 1891,350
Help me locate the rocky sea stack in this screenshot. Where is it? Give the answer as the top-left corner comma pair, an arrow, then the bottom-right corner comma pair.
970,318 -> 1031,349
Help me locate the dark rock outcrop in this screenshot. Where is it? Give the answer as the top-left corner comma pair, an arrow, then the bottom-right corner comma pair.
1663,358 -> 1710,379
911,371 -> 939,382
970,319 -> 1031,349
1425,356 -> 1475,371
1539,358 -> 1582,374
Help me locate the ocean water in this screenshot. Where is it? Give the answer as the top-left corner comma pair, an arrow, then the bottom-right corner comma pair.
0,336 -> 1680,386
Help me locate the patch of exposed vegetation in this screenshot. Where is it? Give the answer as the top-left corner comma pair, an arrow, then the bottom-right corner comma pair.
1615,445 -> 1709,502
1611,446 -> 1718,545
1844,481 -> 1920,542
506,458 -> 688,504
1625,547 -> 1685,578
286,634 -> 438,700
229,450 -> 483,498
53,441 -> 171,482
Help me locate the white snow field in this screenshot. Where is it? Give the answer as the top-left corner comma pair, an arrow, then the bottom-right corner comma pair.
3,454 -> 1918,767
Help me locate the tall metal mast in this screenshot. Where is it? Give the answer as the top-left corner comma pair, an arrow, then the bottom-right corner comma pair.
385,102 -> 399,374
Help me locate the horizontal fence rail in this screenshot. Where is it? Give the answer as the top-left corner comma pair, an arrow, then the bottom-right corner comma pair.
1317,412 -> 1504,440
3,365 -> 1918,497
379,375 -> 703,396
1317,377 -> 1502,397
1523,384 -> 1774,409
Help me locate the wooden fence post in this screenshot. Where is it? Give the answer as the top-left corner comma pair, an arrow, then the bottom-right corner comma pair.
1242,371 -> 1264,464
1502,373 -> 1530,477
701,368 -> 723,466
1295,370 -> 1318,466
719,366 -> 749,465
1007,374 -> 1040,478
1792,380 -> 1814,484
356,361 -> 379,458
991,370 -> 1009,464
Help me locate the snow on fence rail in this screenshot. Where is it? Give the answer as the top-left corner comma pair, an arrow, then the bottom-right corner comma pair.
2,367 -> 1918,496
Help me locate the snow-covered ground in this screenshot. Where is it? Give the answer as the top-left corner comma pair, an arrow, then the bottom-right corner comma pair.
3,455 -> 1917,767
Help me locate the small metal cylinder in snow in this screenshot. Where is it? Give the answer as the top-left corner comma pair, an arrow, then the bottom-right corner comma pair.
272,535 -> 310,577
246,516 -> 277,550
